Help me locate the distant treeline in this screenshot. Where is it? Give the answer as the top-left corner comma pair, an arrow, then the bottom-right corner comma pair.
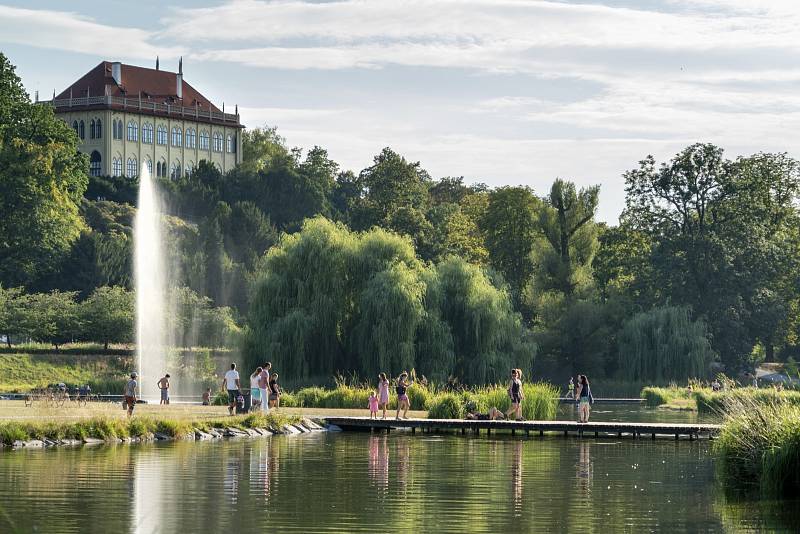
2,52 -> 800,383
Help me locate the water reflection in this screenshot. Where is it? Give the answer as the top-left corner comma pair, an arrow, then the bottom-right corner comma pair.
0,434 -> 798,533
577,441 -> 593,498
511,440 -> 523,515
368,435 -> 389,495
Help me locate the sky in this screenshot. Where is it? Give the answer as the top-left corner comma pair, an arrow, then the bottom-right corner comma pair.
3,0 -> 800,222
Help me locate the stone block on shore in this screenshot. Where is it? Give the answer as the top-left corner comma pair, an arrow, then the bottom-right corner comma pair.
82,437 -> 104,445
154,432 -> 173,441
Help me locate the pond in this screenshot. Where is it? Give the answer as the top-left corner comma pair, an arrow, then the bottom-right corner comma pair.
1,429 -> 798,533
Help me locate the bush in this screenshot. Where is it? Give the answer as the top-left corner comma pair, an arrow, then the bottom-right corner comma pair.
428,394 -> 464,419
641,386 -> 685,407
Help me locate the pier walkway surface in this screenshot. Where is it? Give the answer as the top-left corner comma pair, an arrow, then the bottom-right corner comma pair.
324,416 -> 721,441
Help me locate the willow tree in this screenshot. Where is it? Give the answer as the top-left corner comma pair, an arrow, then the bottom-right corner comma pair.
244,217 -> 426,379
422,257 -> 536,384
617,305 -> 714,381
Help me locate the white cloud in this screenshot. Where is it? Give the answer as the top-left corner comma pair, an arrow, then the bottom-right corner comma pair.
0,5 -> 181,60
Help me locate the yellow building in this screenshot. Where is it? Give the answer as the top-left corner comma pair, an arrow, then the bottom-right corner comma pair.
44,59 -> 243,178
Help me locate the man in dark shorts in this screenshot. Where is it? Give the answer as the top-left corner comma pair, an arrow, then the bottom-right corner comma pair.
222,363 -> 240,416
157,374 -> 170,405
124,373 -> 138,417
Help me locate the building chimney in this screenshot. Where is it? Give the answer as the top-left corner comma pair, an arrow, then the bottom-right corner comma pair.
111,62 -> 122,85
176,57 -> 183,99
156,56 -> 160,71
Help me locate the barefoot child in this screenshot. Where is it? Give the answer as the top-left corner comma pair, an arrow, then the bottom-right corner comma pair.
369,391 -> 379,419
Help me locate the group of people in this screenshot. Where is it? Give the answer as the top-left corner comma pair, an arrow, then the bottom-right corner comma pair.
221,362 -> 282,416
567,375 -> 594,423
365,368 -> 528,422
122,372 -> 172,417
368,372 -> 412,420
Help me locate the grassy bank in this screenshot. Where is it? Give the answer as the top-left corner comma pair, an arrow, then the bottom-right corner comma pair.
714,397 -> 800,496
640,386 -> 700,409
0,409 -> 299,446
0,353 -> 130,393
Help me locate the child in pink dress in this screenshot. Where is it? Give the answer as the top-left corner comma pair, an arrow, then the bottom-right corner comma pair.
369,391 -> 379,419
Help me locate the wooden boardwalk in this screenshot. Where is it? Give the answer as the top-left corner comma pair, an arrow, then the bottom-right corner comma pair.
324,416 -> 721,441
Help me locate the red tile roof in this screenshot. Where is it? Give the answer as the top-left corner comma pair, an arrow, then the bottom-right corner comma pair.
56,61 -> 222,113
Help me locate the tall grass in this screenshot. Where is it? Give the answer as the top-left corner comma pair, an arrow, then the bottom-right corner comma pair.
714,396 -> 800,496
284,381 -> 559,420
695,388 -> 800,414
0,411 -> 299,446
640,385 -> 694,407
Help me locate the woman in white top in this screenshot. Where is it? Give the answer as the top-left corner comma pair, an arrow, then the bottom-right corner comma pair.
250,367 -> 263,410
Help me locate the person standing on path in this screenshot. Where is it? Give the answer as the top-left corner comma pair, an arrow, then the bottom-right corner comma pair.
157,374 -> 170,405
268,373 -> 281,409
395,372 -> 412,420
250,367 -> 263,410
223,363 -> 241,416
505,369 -> 524,421
259,362 -> 272,413
378,373 -> 390,419
576,375 -> 593,423
124,372 -> 138,417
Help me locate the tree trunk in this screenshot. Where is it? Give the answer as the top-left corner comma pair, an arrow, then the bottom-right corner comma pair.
104,341 -> 109,351
765,342 -> 774,363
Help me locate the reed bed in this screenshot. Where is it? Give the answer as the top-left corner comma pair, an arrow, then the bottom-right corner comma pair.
695,388 -> 800,414
714,396 -> 800,496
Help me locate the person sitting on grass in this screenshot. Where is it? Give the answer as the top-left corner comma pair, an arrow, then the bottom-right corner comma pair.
222,363 -> 241,416
202,388 -> 211,406
124,372 -> 138,418
466,407 -> 506,421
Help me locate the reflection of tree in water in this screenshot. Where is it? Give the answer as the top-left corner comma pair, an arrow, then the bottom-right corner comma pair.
368,435 -> 389,497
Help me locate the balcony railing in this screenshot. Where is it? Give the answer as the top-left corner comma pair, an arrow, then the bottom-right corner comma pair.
40,96 -> 241,125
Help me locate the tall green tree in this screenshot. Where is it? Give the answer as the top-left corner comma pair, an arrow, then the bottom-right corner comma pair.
480,186 -> 541,309
0,53 -> 88,287
81,286 -> 134,349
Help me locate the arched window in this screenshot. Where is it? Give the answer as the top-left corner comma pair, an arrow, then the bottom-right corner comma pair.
90,119 -> 96,139
72,121 -> 79,136
112,157 -> 122,177
158,160 -> 167,178
89,151 -> 102,176
116,120 -> 124,140
127,121 -> 138,142
142,123 -> 153,144
213,132 -> 223,152
157,125 -> 167,145
226,134 -> 235,153
79,120 -> 85,140
171,161 -> 181,180
199,130 -> 210,150
126,157 -> 137,177
171,127 -> 182,147
96,119 -> 102,139
185,128 -> 196,148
